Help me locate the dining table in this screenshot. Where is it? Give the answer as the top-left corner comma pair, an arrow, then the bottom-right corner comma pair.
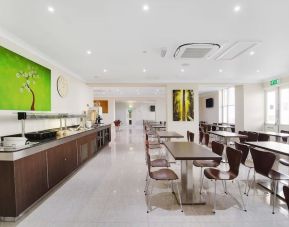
245,141 -> 289,199
164,142 -> 222,205
252,131 -> 289,142
156,131 -> 184,141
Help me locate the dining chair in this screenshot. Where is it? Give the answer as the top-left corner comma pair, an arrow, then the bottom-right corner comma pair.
283,186 -> 289,209
235,142 -> 255,195
250,147 -> 289,214
238,131 -> 248,143
281,130 -> 289,143
204,146 -> 246,213
145,151 -> 183,213
187,130 -> 190,141
204,133 -> 210,147
247,132 -> 259,142
188,132 -> 194,142
199,131 -> 204,144
258,133 -> 270,141
194,141 -> 224,194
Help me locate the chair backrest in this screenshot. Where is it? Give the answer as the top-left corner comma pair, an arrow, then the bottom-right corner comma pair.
238,131 -> 248,143
258,133 -> 270,141
204,133 -> 209,146
212,125 -> 216,131
207,125 -> 212,132
283,186 -> 289,209
250,147 -> 276,177
211,141 -> 224,157
247,132 -> 259,142
281,130 -> 289,143
226,147 -> 242,177
199,131 -> 204,144
187,130 -> 190,141
189,132 -> 194,142
234,142 -> 250,165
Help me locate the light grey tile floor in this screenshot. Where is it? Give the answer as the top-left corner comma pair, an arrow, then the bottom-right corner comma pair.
1,126 -> 289,227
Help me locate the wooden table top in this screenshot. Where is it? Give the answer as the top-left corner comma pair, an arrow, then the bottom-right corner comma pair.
253,131 -> 289,138
245,141 -> 289,156
156,131 -> 184,138
209,131 -> 247,138
164,142 -> 222,161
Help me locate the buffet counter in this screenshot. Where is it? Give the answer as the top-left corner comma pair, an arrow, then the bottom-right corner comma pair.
0,124 -> 111,221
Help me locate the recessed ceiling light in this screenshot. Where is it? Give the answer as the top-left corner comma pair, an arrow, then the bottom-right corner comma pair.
219,69 -> 223,73
142,68 -> 147,73
249,51 -> 255,56
142,4 -> 149,11
180,69 -> 185,73
47,6 -> 55,13
86,50 -> 92,55
103,69 -> 107,73
256,69 -> 260,73
234,5 -> 241,12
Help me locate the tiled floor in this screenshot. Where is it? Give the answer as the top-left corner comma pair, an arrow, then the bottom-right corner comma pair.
1,127 -> 289,227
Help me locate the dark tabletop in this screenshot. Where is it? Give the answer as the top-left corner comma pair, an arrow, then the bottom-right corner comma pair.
253,131 -> 289,138
245,141 -> 289,156
209,131 -> 247,138
164,142 -> 222,160
157,131 -> 184,138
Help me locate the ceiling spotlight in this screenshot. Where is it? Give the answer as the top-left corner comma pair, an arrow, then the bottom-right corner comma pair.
234,5 -> 241,12
180,69 -> 185,73
142,68 -> 147,73
48,6 -> 55,13
219,69 -> 223,73
103,69 -> 107,73
256,69 -> 260,73
142,4 -> 149,11
249,51 -> 255,56
86,50 -> 92,55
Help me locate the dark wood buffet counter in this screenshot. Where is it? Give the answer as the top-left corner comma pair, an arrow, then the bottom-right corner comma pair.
0,124 -> 111,221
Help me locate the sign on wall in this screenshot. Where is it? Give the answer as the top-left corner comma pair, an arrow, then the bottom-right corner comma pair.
0,46 -> 51,111
173,89 -> 194,121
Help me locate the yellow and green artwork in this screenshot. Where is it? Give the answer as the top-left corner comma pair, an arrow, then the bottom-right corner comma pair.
173,90 -> 194,121
0,46 -> 51,111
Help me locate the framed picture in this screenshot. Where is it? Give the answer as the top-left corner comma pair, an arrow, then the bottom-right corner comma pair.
94,100 -> 109,113
173,89 -> 194,121
0,46 -> 51,111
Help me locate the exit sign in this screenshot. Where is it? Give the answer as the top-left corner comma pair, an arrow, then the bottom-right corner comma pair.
270,79 -> 280,86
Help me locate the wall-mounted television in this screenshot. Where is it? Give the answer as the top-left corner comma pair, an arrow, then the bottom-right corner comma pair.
150,105 -> 155,112
206,98 -> 214,108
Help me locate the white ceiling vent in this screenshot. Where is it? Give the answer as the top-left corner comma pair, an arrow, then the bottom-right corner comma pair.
174,43 -> 221,59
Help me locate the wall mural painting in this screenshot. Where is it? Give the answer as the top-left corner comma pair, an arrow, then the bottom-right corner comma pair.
173,89 -> 194,121
0,46 -> 51,111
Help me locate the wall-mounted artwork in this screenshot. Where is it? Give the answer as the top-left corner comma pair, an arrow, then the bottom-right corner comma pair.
173,89 -> 194,121
0,46 -> 51,111
94,100 -> 108,113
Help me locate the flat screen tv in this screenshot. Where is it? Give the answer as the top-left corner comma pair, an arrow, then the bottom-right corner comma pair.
206,98 -> 214,108
150,105 -> 155,112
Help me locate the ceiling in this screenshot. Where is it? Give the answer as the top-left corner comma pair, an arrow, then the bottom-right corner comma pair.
1,0 -> 289,84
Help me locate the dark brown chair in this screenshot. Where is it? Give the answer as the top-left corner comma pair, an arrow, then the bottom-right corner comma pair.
283,186 -> 289,209
145,151 -> 183,213
212,125 -> 217,131
188,132 -> 194,142
194,141 -> 224,194
247,132 -> 259,142
235,142 -> 255,195
207,125 -> 212,132
187,130 -> 190,141
281,130 -> 289,143
199,131 -> 204,144
238,131 -> 248,143
250,147 -> 289,214
204,147 -> 246,213
258,133 -> 270,141
204,133 -> 210,147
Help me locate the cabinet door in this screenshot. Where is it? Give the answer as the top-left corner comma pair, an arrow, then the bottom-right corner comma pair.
64,140 -> 78,174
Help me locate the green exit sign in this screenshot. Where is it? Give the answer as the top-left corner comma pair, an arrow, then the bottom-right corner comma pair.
270,79 -> 280,86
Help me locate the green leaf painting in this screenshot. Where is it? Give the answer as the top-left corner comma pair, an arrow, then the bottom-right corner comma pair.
0,46 -> 51,111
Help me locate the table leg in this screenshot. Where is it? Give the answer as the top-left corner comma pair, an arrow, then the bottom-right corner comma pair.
173,160 -> 205,205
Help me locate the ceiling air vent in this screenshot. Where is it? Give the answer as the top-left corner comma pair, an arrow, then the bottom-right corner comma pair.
173,43 -> 221,59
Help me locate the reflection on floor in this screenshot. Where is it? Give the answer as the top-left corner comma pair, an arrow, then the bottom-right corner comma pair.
1,126 -> 289,227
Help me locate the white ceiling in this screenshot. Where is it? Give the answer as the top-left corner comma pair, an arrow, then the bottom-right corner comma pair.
1,0 -> 289,84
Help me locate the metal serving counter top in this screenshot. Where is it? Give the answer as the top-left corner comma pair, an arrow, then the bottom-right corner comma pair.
0,125 -> 110,161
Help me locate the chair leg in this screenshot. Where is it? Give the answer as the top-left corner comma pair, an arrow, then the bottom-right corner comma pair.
199,167 -> 203,193
222,180 -> 227,194
237,180 -> 247,211
174,181 -> 184,212
147,179 -> 153,213
245,168 -> 251,195
272,180 -> 278,214
200,171 -> 205,194
213,180 -> 217,213
144,173 -> 149,195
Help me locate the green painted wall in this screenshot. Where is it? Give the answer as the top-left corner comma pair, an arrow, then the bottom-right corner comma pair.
0,46 -> 51,111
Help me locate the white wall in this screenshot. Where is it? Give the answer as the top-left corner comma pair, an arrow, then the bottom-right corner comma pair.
0,30 -> 93,137
94,98 -> 115,125
115,102 -> 127,125
199,91 -> 219,123
155,97 -> 166,121
166,84 -> 199,142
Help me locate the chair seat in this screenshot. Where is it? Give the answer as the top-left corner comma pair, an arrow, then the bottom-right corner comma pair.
243,159 -> 254,168
268,169 -> 289,180
193,160 -> 219,168
150,168 -> 178,180
151,159 -> 170,168
280,159 -> 289,167
204,168 -> 237,180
